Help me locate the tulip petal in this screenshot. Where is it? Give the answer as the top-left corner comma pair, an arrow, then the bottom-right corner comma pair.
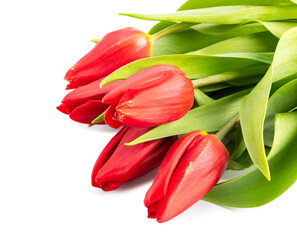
128,136 -> 177,181
61,78 -> 123,110
56,103 -> 73,115
91,127 -> 129,188
69,100 -> 109,124
102,65 -> 170,105
144,131 -> 206,208
103,65 -> 194,127
104,105 -> 123,129
155,135 -> 229,223
65,27 -> 152,88
95,127 -> 165,190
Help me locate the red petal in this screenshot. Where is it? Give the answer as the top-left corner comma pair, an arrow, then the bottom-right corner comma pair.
91,127 -> 129,188
156,135 -> 229,223
128,136 -> 177,181
103,65 -> 194,127
65,27 -> 152,88
56,103 -> 73,114
104,105 -> 122,129
95,127 -> 165,190
144,131 -> 206,208
61,78 -> 123,110
69,100 -> 109,124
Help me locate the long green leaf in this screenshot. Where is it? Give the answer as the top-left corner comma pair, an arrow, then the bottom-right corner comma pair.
239,27 -> 297,180
121,6 -> 297,25
264,79 -> 297,146
152,21 -> 297,56
149,0 -> 297,34
100,54 -> 270,86
203,112 -> 297,207
153,22 -> 267,56
239,68 -> 272,180
180,0 -> 297,10
192,32 -> 278,55
259,21 -> 297,38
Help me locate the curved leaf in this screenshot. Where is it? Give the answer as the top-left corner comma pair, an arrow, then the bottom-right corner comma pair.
100,54 -> 270,86
153,22 -> 267,56
180,0 -> 296,10
264,78 -> 297,146
192,32 -> 278,55
152,21 -> 297,56
149,0 -> 297,34
121,6 -> 297,25
203,112 -> 297,207
239,68 -> 272,180
239,27 -> 297,180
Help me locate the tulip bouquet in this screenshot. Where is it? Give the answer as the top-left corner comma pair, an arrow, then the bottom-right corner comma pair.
57,0 -> 297,223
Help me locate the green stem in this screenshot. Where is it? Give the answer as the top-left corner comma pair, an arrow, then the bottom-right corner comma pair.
192,71 -> 244,88
192,65 -> 267,88
150,22 -> 195,42
216,114 -> 239,141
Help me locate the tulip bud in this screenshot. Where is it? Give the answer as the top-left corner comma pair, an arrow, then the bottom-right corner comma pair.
92,127 -> 177,191
144,130 -> 229,223
102,65 -> 194,128
57,78 -> 123,124
65,27 -> 152,89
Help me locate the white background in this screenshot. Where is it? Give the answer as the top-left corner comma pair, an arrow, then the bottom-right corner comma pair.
1,1 -> 296,239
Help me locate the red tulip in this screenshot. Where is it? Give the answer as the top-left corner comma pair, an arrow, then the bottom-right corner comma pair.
102,65 -> 194,128
65,27 -> 152,89
144,130 -> 229,223
57,78 -> 123,124
92,127 -> 177,191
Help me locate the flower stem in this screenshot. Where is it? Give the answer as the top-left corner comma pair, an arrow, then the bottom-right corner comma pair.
215,114 -> 239,141
192,71 -> 243,88
150,22 -> 195,42
192,65 -> 267,88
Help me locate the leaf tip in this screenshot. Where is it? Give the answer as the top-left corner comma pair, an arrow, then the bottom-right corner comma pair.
124,141 -> 136,146
99,80 -> 106,88
261,167 -> 271,181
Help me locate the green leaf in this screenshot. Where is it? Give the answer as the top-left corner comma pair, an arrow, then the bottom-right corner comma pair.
152,21 -> 297,56
259,21 -> 297,38
90,39 -> 100,43
227,151 -> 254,171
203,112 -> 297,207
239,68 -> 272,180
215,53 -> 274,65
180,0 -> 296,10
239,27 -> 297,180
100,54 -> 270,86
191,32 -> 278,55
149,0 -> 297,35
230,125 -> 246,161
92,111 -> 105,124
121,6 -> 297,25
194,88 -> 214,106
152,22 -> 267,56
264,79 -> 297,146
127,89 -> 250,145
200,83 -> 231,93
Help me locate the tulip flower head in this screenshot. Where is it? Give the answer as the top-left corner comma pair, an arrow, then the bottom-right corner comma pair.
92,127 -> 177,191
65,27 -> 152,89
144,130 -> 229,223
102,65 -> 194,128
57,78 -> 123,124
